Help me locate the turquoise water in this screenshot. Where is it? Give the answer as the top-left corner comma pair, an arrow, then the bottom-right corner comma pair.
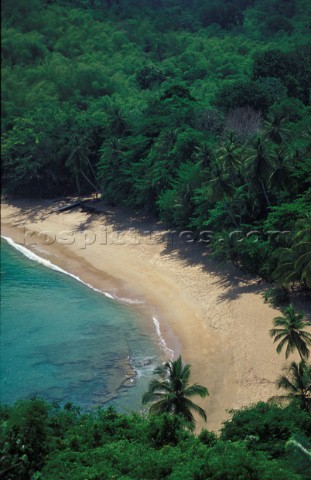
0,238 -> 165,411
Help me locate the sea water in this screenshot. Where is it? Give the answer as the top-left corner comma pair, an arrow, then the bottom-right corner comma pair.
0,238 -> 171,412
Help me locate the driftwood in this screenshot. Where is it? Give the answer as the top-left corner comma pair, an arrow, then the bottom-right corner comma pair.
80,202 -> 98,213
56,201 -> 81,212
80,201 -> 113,215
55,197 -> 112,215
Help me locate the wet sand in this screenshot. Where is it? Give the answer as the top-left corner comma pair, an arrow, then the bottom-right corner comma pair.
1,198 -> 307,431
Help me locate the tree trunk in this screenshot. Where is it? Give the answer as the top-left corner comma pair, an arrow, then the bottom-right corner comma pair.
260,177 -> 270,207
87,158 -> 97,182
75,172 -> 80,194
80,169 -> 98,192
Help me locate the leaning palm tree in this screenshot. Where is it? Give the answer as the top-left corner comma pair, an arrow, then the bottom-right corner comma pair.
142,356 -> 208,431
270,305 -> 311,360
273,214 -> 311,289
244,136 -> 273,206
206,161 -> 235,202
62,132 -> 98,193
277,361 -> 311,410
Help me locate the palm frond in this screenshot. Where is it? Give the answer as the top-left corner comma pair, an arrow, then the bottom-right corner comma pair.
184,384 -> 209,398
146,379 -> 173,394
182,398 -> 207,422
148,398 -> 174,414
276,336 -> 289,355
278,375 -> 297,393
142,356 -> 208,429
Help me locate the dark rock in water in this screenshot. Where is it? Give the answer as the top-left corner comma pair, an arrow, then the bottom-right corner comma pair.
121,377 -> 136,388
137,358 -> 153,367
29,386 -> 64,402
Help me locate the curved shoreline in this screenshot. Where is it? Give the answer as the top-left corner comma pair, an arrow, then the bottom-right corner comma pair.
1,234 -> 175,361
1,199 -> 293,431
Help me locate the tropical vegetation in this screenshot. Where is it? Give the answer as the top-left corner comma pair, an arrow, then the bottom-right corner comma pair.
1,1 -> 311,477
1,398 -> 310,479
142,355 -> 208,430
1,0 -> 311,293
277,360 -> 311,410
270,304 -> 311,413
269,304 -> 311,360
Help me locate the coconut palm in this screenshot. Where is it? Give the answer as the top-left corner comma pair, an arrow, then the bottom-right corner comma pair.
264,111 -> 289,145
270,305 -> 311,360
292,215 -> 311,289
206,161 -> 235,202
217,133 -> 241,180
142,356 -> 208,430
269,148 -> 293,191
62,132 -> 98,193
277,361 -> 311,410
245,136 -> 273,206
273,214 -> 311,289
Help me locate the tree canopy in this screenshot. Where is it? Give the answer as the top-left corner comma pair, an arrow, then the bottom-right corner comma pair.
2,0 -> 311,291
1,398 -> 310,479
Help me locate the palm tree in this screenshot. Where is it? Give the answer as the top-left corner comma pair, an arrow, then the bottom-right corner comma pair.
292,215 -> 311,289
264,111 -> 289,145
62,132 -> 98,193
273,215 -> 311,289
245,136 -> 273,206
269,148 -> 293,192
217,133 -> 241,180
142,356 -> 209,430
207,161 -> 235,202
270,305 -> 311,360
277,361 -> 311,410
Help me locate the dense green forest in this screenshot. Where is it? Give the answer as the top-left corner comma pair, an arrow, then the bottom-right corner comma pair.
1,0 -> 311,288
1,398 -> 311,479
2,3 -> 311,478
2,331 -> 311,479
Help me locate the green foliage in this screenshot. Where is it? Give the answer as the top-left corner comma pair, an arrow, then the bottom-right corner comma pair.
263,286 -> 290,307
214,80 -> 271,112
136,65 -> 167,90
199,1 -> 244,29
157,160 -> 204,226
277,361 -> 311,411
1,0 -> 311,292
261,15 -> 294,36
269,304 -> 311,360
142,356 -> 209,431
273,214 -> 311,289
286,434 -> 311,478
252,45 -> 311,104
147,414 -> 186,448
1,1 -> 310,475
221,401 -> 311,459
1,398 -> 308,479
0,399 -> 50,479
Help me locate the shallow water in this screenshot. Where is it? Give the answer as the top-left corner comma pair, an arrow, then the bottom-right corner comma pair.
0,238 -> 166,412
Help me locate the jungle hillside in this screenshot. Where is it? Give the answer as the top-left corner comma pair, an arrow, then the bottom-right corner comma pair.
2,0 -> 311,290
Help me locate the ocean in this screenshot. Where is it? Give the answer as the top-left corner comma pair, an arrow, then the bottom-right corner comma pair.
0,237 -> 172,412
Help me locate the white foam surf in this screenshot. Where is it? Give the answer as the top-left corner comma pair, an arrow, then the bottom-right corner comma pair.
152,316 -> 174,360
116,296 -> 145,305
1,235 -> 174,359
1,235 -> 116,300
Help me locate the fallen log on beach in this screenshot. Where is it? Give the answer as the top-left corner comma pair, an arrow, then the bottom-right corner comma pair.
56,201 -> 81,212
80,201 -> 113,215
80,202 -> 98,213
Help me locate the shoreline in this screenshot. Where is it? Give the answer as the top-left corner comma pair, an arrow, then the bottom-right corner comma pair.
1,233 -> 176,360
2,198 -> 306,432
1,227 -> 180,365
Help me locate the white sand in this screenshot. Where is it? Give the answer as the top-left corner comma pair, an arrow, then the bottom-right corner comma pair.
2,198 -> 309,431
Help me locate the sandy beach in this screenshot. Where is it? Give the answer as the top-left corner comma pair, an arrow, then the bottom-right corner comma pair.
1,198 -> 308,432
